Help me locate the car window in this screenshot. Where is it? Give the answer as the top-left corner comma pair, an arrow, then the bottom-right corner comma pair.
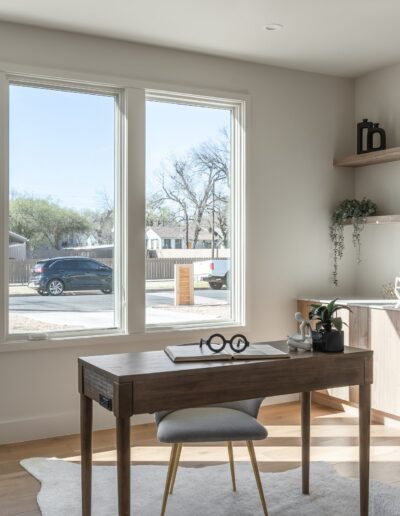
80,260 -> 102,270
50,261 -> 63,270
61,259 -> 81,270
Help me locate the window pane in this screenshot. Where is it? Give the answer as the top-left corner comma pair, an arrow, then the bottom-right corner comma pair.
8,84 -> 117,335
146,99 -> 232,327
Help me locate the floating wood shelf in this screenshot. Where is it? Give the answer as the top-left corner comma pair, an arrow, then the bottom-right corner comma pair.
334,147 -> 400,168
343,215 -> 400,225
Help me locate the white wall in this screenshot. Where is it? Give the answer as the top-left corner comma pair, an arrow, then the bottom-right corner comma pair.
354,63 -> 400,296
0,21 -> 355,443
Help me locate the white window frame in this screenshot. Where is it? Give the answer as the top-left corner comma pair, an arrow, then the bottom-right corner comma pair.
1,75 -> 128,342
145,90 -> 246,332
0,65 -> 246,352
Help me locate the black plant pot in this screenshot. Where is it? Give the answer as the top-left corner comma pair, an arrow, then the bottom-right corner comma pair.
312,330 -> 344,353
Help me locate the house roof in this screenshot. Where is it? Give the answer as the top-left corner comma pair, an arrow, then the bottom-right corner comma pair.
146,225 -> 212,241
9,231 -> 28,243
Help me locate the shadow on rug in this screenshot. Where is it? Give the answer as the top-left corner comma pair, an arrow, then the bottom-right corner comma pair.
21,458 -> 400,515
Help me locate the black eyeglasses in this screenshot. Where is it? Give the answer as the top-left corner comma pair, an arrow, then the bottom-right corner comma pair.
200,333 -> 250,353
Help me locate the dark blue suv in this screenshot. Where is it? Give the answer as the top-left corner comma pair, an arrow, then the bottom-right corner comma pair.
28,257 -> 113,296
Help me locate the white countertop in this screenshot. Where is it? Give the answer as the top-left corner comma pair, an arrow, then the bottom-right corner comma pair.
299,298 -> 400,311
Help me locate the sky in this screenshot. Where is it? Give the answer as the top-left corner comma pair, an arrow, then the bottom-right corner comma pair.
9,85 -> 230,212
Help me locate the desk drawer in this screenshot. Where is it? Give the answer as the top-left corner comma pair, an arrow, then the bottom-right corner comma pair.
84,367 -> 114,410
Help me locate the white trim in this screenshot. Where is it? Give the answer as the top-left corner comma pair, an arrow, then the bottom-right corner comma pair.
0,73 -> 9,344
145,90 -> 246,330
0,62 -> 249,352
0,61 -> 250,104
125,87 -> 146,335
0,396 -> 298,444
0,410 -> 153,445
5,75 -> 127,342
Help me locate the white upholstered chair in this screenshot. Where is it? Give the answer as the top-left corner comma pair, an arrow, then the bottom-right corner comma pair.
155,398 -> 268,515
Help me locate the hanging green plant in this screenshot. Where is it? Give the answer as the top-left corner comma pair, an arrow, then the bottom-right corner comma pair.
330,198 -> 377,286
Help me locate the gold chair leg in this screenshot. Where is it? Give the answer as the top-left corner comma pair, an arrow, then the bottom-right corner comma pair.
246,441 -> 268,516
161,444 -> 179,516
169,443 -> 182,494
227,441 -> 237,492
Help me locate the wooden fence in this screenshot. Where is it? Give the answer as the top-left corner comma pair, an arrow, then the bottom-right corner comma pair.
9,257 -> 227,284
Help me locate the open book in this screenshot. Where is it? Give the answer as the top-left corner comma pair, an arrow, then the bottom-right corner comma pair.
165,343 -> 290,363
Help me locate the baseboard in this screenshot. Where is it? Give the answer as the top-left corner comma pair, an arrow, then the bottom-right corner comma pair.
0,409 -> 154,445
0,394 -> 299,445
262,393 -> 299,406
312,391 -> 400,427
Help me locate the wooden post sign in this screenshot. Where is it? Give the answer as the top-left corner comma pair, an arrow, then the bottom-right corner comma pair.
174,264 -> 194,306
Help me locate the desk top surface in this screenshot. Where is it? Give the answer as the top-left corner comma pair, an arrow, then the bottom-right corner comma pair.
79,341 -> 372,382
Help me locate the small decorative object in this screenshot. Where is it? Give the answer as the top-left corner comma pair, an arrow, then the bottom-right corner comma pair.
357,118 -> 373,154
394,277 -> 400,300
381,282 -> 396,299
309,299 -> 351,353
287,312 -> 313,351
330,198 -> 377,286
367,123 -> 386,152
200,333 -> 249,353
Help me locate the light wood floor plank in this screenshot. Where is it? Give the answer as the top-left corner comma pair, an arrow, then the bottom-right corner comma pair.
1,401 -> 399,516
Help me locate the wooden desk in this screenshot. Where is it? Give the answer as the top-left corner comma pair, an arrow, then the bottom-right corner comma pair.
78,341 -> 373,516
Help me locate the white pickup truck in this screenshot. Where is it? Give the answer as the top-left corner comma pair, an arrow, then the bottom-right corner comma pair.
193,259 -> 230,290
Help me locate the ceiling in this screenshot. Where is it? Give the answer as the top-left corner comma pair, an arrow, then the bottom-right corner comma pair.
0,0 -> 399,78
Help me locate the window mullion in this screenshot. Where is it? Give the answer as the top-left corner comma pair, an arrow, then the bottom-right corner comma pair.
0,72 -> 9,344
125,87 -> 146,334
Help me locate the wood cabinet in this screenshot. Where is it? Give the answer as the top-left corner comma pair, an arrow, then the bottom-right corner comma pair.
297,299 -> 400,421
369,309 -> 400,417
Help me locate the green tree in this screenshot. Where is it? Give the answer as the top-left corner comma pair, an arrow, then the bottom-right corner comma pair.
10,197 -> 89,250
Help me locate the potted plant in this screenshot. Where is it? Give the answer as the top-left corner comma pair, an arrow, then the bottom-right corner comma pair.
309,299 -> 351,352
330,198 -> 377,286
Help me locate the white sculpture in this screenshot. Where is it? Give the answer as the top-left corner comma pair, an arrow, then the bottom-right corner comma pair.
287,312 -> 313,351
395,277 -> 400,301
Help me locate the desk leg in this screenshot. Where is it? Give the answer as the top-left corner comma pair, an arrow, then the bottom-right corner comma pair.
81,393 -> 93,516
359,384 -> 371,516
116,416 -> 131,516
301,391 -> 311,495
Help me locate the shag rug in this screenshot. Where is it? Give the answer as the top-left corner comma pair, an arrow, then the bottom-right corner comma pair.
21,458 -> 400,515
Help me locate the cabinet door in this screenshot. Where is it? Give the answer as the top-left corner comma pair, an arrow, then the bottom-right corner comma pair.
369,309 -> 400,416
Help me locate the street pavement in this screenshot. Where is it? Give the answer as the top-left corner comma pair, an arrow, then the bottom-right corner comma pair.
9,289 -> 230,330
9,289 -> 229,312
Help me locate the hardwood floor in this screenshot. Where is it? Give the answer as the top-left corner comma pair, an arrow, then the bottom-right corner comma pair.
1,400 -> 400,515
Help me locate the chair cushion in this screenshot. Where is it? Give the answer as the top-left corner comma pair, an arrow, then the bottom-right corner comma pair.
157,407 -> 268,443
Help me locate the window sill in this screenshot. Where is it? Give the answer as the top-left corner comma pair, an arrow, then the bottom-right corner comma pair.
0,323 -> 246,353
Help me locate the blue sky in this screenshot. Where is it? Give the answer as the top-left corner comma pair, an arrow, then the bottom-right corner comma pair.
9,85 -> 230,211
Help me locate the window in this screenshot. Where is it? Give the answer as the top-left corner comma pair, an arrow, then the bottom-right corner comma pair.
1,71 -> 245,345
8,81 -> 122,337
145,93 -> 245,329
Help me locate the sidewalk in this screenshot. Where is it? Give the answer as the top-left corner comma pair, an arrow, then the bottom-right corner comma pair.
9,279 -> 210,296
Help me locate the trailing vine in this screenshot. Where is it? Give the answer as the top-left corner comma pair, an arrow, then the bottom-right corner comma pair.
330,198 -> 377,286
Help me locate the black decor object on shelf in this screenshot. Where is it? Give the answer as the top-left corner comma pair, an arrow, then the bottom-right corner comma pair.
357,118 -> 373,154
357,118 -> 387,154
367,123 -> 386,152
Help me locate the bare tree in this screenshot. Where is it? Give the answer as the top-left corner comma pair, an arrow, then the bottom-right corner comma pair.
156,130 -> 230,249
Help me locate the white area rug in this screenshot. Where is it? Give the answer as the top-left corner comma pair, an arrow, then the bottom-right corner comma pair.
21,458 -> 400,516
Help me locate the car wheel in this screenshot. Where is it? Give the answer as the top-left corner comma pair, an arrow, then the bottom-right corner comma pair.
47,279 -> 64,296
101,289 -> 112,294
38,289 -> 49,296
209,281 -> 222,290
